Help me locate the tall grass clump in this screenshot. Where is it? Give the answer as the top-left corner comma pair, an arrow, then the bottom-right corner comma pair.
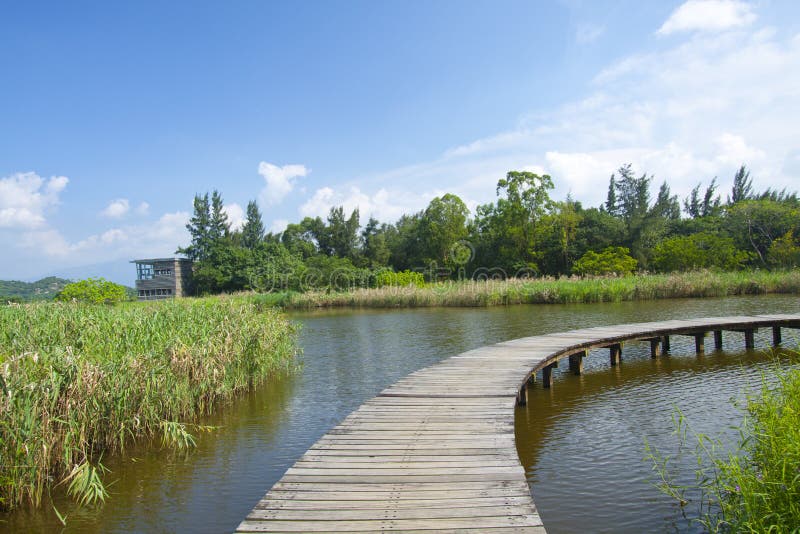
263,269 -> 800,310
647,356 -> 800,532
0,296 -> 297,511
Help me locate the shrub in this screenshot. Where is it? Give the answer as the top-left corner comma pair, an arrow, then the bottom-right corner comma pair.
572,246 -> 638,276
652,232 -> 750,272
54,278 -> 129,304
374,269 -> 425,288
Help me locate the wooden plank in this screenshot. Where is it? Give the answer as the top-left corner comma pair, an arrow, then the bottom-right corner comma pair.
254,495 -> 536,509
248,503 -> 538,519
237,515 -> 544,532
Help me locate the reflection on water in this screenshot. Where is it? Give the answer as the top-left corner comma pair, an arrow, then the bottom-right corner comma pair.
2,295 -> 798,533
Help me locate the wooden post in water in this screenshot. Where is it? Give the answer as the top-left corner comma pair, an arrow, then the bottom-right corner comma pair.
542,362 -> 556,388
609,344 -> 621,366
662,336 -> 670,353
569,351 -> 585,375
649,338 -> 661,359
773,326 -> 782,346
713,330 -> 723,350
694,333 -> 706,354
517,383 -> 527,406
744,329 -> 755,350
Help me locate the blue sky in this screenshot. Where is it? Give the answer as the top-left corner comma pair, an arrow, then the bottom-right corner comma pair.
2,0 -> 799,283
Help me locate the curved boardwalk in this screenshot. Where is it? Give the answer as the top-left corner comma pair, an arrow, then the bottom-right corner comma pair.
237,314 -> 800,533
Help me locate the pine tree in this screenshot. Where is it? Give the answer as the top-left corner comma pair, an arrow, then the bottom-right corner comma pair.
209,190 -> 230,240
605,174 -> 619,216
730,165 -> 753,204
177,193 -> 211,260
241,200 -> 265,249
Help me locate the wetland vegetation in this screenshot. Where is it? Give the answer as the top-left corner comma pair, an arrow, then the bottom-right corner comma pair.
0,296 -> 297,511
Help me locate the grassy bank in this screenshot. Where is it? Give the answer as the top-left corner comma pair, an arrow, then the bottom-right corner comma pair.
254,269 -> 800,309
0,297 -> 297,511
650,356 -> 800,532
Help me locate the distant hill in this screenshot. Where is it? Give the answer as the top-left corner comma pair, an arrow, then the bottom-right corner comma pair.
0,277 -> 73,302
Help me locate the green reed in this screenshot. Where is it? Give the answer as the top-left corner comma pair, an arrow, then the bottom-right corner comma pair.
257,269 -> 800,309
647,356 -> 800,532
0,296 -> 297,510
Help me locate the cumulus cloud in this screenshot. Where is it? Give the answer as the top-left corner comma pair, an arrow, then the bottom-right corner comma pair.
101,198 -> 130,218
258,162 -> 309,204
270,219 -> 289,234
0,172 -> 68,229
136,201 -> 150,215
657,0 -> 756,36
297,184 -> 478,225
366,5 -> 799,208
223,202 -> 246,231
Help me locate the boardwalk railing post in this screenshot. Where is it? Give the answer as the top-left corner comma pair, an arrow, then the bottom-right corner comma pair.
662,335 -> 670,353
714,330 -> 723,351
568,351 -> 585,375
773,326 -> 782,346
609,344 -> 621,366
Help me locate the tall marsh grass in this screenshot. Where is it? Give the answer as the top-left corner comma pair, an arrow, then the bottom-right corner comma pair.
256,269 -> 800,309
647,356 -> 800,531
0,296 -> 297,510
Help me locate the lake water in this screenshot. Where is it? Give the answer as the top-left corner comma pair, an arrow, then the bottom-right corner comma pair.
2,295 -> 799,533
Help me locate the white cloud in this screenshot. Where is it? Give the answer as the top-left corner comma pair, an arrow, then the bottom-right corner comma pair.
270,219 -> 289,234
136,201 -> 150,215
223,202 -> 246,231
300,186 -> 431,221
0,172 -> 68,229
366,9 -> 799,209
657,0 -> 756,36
258,162 -> 309,204
101,198 -> 130,218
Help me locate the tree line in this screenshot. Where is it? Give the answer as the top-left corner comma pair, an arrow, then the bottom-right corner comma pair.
176,165 -> 800,295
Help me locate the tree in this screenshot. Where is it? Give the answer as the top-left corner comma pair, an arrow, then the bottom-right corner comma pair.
418,194 -> 470,270
605,174 -> 620,216
177,193 -> 211,261
322,206 -> 360,259
55,278 -> 129,304
361,217 -> 391,267
726,200 -> 799,265
209,190 -> 230,240
652,181 -> 681,220
684,178 -> 721,218
729,165 -> 753,204
767,231 -> 800,268
652,232 -> 749,272
241,200 -> 265,249
492,170 -> 555,272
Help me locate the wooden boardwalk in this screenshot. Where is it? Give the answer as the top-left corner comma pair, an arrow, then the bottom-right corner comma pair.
237,314 -> 800,533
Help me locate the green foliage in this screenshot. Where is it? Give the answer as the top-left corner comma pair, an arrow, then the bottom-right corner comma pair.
0,297 -> 297,510
768,230 -> 800,268
374,269 -> 425,288
652,232 -> 750,272
572,246 -> 638,276
648,361 -> 800,532
174,163 -> 798,294
241,200 -> 265,249
55,278 -> 128,304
